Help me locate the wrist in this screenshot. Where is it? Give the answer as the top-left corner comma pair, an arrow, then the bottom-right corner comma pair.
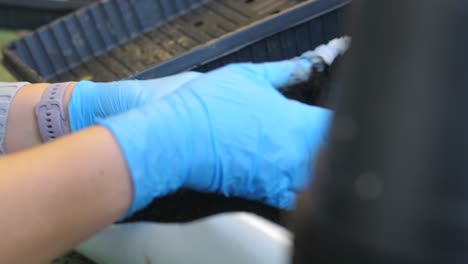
67,80 -> 95,132
4,82 -> 77,153
63,82 -> 77,133
35,82 -> 77,142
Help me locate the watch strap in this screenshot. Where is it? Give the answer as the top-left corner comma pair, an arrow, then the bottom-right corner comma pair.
35,82 -> 70,142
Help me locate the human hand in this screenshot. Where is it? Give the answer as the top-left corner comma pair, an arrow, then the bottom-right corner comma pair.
98,57 -> 333,217
67,72 -> 202,132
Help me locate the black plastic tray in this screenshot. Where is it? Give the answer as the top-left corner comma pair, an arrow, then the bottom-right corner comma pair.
0,0 -> 97,30
3,0 -> 350,82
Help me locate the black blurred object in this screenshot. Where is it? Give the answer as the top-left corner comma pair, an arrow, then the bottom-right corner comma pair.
124,61 -> 339,227
0,0 -> 96,29
294,1 -> 468,264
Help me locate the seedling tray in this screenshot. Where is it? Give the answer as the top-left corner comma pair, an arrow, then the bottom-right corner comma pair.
0,0 -> 96,30
3,0 -> 349,82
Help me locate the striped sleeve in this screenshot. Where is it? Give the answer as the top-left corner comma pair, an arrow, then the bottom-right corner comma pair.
0,82 -> 30,155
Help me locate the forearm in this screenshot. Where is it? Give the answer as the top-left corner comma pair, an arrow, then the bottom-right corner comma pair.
2,72 -> 204,153
0,126 -> 132,263
3,82 -> 76,154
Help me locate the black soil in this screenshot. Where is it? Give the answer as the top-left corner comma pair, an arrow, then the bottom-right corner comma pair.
124,60 -> 338,227
282,61 -> 336,106
124,190 -> 284,225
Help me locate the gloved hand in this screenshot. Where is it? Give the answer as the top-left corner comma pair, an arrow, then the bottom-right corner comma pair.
68,36 -> 350,133
68,72 -> 202,131
97,56 -> 333,218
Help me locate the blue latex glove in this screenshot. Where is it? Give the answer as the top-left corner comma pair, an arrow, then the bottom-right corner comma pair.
98,58 -> 333,217
68,72 -> 202,131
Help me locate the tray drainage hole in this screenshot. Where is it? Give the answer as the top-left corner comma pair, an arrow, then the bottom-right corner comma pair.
245,0 -> 255,3
194,21 -> 204,27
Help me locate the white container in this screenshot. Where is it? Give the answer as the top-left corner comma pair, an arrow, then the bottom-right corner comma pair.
76,212 -> 292,264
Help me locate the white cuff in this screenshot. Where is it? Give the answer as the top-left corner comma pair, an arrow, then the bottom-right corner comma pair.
314,36 -> 351,65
